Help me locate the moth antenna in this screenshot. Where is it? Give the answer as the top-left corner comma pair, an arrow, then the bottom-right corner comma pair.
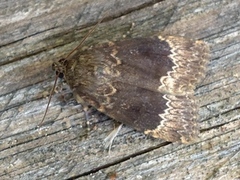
39,15 -> 105,126
39,73 -> 59,126
65,15 -> 105,59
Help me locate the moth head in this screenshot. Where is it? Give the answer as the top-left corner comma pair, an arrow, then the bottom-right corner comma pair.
52,58 -> 68,79
40,17 -> 104,126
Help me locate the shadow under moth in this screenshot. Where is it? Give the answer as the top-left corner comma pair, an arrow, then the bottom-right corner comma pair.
43,22 -> 209,144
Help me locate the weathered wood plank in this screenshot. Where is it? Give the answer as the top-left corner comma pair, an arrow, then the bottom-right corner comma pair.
0,0 -> 240,179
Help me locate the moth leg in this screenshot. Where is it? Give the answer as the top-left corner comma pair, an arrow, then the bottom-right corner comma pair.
72,90 -> 91,129
104,124 -> 123,153
72,89 -> 123,151
54,78 -> 70,105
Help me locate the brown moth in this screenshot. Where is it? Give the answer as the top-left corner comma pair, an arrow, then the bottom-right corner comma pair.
43,22 -> 209,144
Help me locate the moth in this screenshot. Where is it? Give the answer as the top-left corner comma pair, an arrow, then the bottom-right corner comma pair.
43,22 -> 209,144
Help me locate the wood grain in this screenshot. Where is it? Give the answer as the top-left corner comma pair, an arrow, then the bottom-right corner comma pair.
0,0 -> 239,179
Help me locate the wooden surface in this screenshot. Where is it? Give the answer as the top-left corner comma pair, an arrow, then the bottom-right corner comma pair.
1,0 -> 240,179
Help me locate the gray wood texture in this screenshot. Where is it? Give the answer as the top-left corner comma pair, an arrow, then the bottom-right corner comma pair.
0,0 -> 240,179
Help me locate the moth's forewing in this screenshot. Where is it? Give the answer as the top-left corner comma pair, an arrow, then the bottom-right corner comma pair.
61,36 -> 209,143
